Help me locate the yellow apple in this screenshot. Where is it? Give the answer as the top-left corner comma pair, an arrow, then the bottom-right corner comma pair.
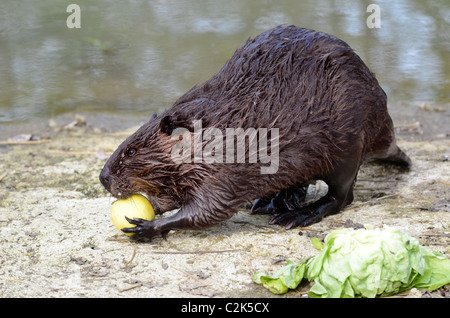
111,194 -> 155,236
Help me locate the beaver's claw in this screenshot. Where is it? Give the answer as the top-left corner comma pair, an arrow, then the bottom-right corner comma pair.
269,195 -> 339,229
251,185 -> 341,229
122,217 -> 164,240
251,186 -> 307,215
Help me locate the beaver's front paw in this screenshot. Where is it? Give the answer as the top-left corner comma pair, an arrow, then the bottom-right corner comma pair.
122,217 -> 161,240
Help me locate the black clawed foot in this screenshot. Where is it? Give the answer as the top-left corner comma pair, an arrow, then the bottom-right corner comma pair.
250,194 -> 277,214
122,217 -> 159,240
250,186 -> 307,215
269,195 -> 340,229
122,210 -> 188,240
269,158 -> 360,229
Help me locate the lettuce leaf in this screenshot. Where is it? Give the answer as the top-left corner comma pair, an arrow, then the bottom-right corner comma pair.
254,260 -> 308,294
254,227 -> 450,297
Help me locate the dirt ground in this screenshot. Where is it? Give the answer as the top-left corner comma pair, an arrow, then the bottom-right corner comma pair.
0,109 -> 449,298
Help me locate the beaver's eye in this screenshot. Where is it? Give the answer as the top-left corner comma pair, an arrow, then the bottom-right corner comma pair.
125,147 -> 137,157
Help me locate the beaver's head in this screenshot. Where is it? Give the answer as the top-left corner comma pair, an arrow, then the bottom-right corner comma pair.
99,114 -> 186,214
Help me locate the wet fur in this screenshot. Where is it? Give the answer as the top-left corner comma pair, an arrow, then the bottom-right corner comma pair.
100,26 -> 410,238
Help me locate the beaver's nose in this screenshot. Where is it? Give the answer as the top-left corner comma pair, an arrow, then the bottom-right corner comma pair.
99,167 -> 111,190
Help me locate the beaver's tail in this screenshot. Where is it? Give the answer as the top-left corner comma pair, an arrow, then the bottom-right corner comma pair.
381,145 -> 412,168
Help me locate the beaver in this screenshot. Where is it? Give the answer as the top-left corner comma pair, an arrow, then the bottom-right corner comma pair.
99,25 -> 411,239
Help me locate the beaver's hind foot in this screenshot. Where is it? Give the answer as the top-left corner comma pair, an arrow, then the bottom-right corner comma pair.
269,194 -> 343,228
250,186 -> 307,215
262,158 -> 360,229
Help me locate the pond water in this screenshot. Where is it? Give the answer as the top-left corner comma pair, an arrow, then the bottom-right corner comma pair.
0,0 -> 449,124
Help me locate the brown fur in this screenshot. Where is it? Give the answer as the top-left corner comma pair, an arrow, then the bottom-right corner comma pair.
100,26 -> 410,237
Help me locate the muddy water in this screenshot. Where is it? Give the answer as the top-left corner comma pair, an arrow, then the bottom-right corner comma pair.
0,0 -> 449,128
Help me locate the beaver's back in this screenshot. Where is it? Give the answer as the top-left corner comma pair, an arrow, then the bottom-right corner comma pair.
170,25 -> 393,168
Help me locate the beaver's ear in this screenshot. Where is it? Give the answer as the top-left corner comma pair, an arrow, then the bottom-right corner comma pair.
159,115 -> 175,135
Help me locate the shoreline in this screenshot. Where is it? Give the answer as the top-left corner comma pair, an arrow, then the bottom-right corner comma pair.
1,101 -> 448,143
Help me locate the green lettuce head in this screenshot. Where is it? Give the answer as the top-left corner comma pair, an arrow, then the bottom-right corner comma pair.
254,226 -> 450,298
